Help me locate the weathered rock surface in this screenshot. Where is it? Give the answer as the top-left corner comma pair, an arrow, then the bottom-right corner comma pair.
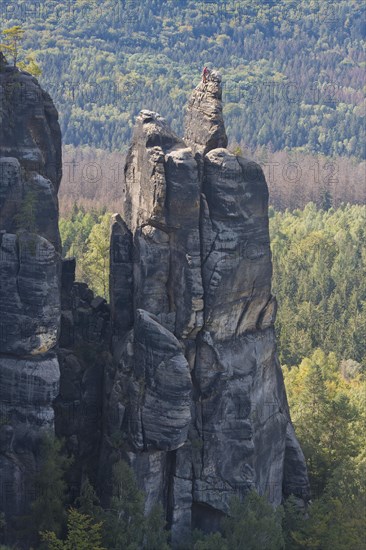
0,64 -> 62,250
0,57 -> 309,546
105,73 -> 310,542
0,231 -> 60,355
107,309 -> 192,452
110,214 -> 133,342
184,73 -> 228,156
55,258 -> 111,491
0,60 -> 62,533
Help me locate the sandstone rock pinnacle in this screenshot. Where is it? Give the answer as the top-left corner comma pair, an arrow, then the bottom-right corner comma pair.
184,72 -> 228,156
105,70 -> 310,541
0,66 -> 309,545
0,70 -> 62,527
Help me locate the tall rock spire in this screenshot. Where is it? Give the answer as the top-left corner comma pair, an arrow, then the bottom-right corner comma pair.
184,71 -> 228,156
105,70 -> 310,543
0,68 -> 62,531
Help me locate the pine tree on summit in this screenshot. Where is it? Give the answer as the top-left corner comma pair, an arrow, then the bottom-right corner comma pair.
0,26 -> 24,66
0,26 -> 41,76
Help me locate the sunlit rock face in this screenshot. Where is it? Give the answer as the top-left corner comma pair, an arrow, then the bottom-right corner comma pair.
184,72 -> 228,156
0,60 -> 62,523
105,74 -> 310,542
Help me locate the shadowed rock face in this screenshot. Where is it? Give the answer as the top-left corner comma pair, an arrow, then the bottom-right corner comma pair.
107,75 -> 310,541
0,65 -> 62,250
0,58 -> 308,544
0,232 -> 60,355
0,62 -> 62,525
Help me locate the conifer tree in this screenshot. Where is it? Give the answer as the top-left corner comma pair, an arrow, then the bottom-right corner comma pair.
28,435 -> 72,545
0,26 -> 25,66
41,508 -> 105,550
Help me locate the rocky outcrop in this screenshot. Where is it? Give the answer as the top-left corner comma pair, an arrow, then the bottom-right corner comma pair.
0,63 -> 61,250
0,60 -> 62,528
0,232 -> 60,355
0,57 -> 309,545
105,74 -> 310,542
55,258 -> 111,494
184,72 -> 228,156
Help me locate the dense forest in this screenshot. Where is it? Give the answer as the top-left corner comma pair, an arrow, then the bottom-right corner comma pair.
2,203 -> 362,548
2,1 -> 365,211
1,0 -> 365,159
1,1 -> 365,547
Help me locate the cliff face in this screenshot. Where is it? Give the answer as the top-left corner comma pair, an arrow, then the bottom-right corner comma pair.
105,75 -> 310,541
0,58 -> 309,544
0,62 -> 62,522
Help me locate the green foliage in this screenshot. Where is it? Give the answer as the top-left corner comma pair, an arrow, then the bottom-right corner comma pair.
18,53 -> 42,77
100,460 -> 171,549
102,460 -> 145,549
75,477 -> 102,519
282,496 -> 305,550
59,203 -> 101,258
1,2 -> 363,159
283,349 -> 364,494
27,435 -> 72,545
271,204 -> 366,367
193,531 -> 228,550
286,462 -> 366,549
59,206 -> 110,298
144,504 -> 170,550
0,26 -> 41,75
41,508 -> 105,550
0,26 -> 24,66
222,493 -> 284,550
78,212 -> 111,299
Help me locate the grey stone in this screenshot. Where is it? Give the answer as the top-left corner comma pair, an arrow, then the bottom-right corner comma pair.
0,70 -> 62,250
0,64 -> 309,545
0,232 -> 60,356
184,78 -> 228,156
0,70 -> 62,536
110,213 -> 133,344
103,70 -> 309,541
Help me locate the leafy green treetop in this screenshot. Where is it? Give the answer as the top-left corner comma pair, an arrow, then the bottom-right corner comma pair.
75,477 -> 102,519
0,26 -> 41,76
222,492 -> 285,550
41,508 -> 105,550
0,26 -> 24,66
102,460 -> 145,549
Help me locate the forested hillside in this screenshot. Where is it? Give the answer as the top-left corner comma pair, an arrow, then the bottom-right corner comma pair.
2,0 -> 365,158
1,2 -> 365,547
271,204 -> 366,367
58,203 -> 366,547
60,204 -> 366,370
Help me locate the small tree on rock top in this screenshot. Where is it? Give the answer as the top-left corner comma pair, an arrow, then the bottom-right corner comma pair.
0,26 -> 41,76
